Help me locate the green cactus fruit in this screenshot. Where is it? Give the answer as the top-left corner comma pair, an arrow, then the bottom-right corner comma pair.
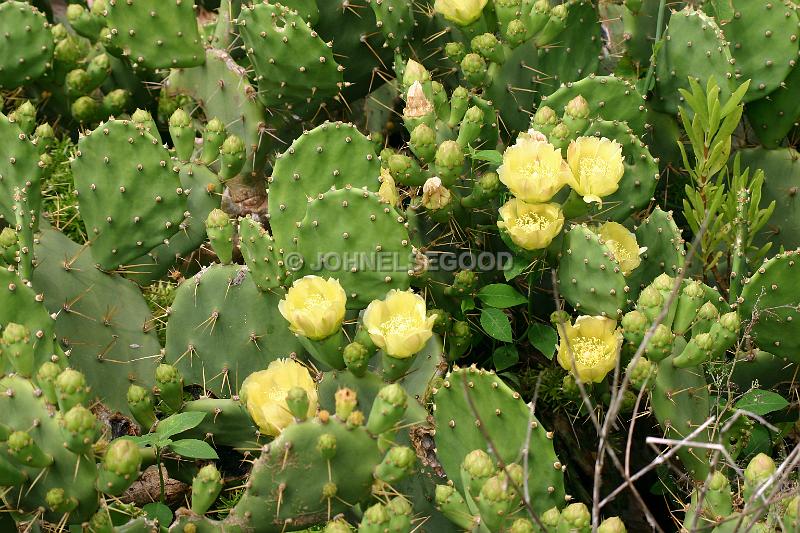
60,405 -> 98,455
360,502 -> 391,533
435,484 -> 476,530
743,453 -> 776,503
204,209 -> 233,264
673,280 -> 706,335
542,506 -> 562,528
9,101 -> 36,136
644,324 -> 674,362
8,430 -> 53,467
456,106 -> 485,149
506,19 -> 528,47
367,384 -> 407,435
0,227 -> 18,264
472,33 -> 504,65
55,368 -> 90,412
36,361 -> 61,405
66,3 -> 105,40
237,216 -> 286,290
637,285 -> 664,323
343,342 -> 370,377
509,518 -> 536,533
692,301 -> 719,337
461,53 -> 488,87
0,2 -> 54,89
33,123 -> 55,153
127,384 -> 156,430
409,123 -> 437,164
532,105 -> 558,137
672,332 -> 715,368
563,95 -> 590,136
103,89 -> 131,117
558,502 -> 591,532
434,139 -> 466,187
2,322 -> 34,377
535,3 -> 568,47
549,122 -> 571,151
191,464 -> 224,515
707,312 -> 740,357
375,446 -> 416,484
72,96 -> 102,124
385,496 -> 413,533
287,386 -> 312,421
45,487 -> 78,513
388,153 -> 426,186
169,109 -> 196,163
98,438 -> 142,496
445,42 -> 467,63
477,474 -> 518,532
461,448 -> 496,496
650,274 -> 678,329
219,135 -> 246,181
621,310 -> 648,348
201,118 -> 227,166
402,59 -> 431,89
448,86 -> 470,128
325,519 -> 353,533
104,0 -> 204,69
627,357 -> 654,390
155,363 -> 184,413
598,516 -> 627,533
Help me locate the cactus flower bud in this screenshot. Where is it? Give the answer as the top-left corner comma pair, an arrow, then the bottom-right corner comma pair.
0,227 -> 18,265
557,316 -> 622,383
444,41 -> 466,62
566,136 -> 625,205
744,453 -> 776,502
378,169 -> 400,207
621,309 -> 648,346
506,19 -> 528,47
278,275 -> 347,340
387,496 -> 413,531
99,438 -> 141,496
127,384 -> 156,430
316,433 -> 337,459
462,449 -> 495,494
202,118 -> 227,165
169,108 -> 195,162
533,105 -> 558,128
343,342 -> 370,377
205,208 -> 234,264
241,358 -> 318,436
346,410 -> 365,428
627,357 -> 654,390
457,105 -> 485,148
72,96 -> 101,124
60,405 -> 98,454
461,53 -> 488,86
409,123 -> 436,163
103,89 -> 131,117
435,0 -> 489,26
598,516 -> 627,533
55,368 -> 90,412
598,222 -> 644,275
46,487 -> 78,513
471,33 -> 503,64
645,324 -> 674,362
10,101 -> 36,135
560,502 -> 591,529
155,363 -> 183,413
637,285 -> 664,323
375,446 -> 417,483
324,519 -> 352,533
509,518 -> 535,533
36,361 -> 61,404
219,134 -> 246,180
434,140 -> 465,186
361,503 -> 390,531
422,177 -> 453,211
402,59 -> 430,89
565,95 -> 590,120
366,384 -> 407,435
435,485 -> 475,530
542,506 -> 561,527
334,388 -> 358,420
2,322 -> 34,377
131,108 -> 155,128
191,464 -> 224,515
34,123 -> 55,151
449,86 -> 470,127
286,386 -> 312,421
8,430 -> 53,467
497,198 -> 564,251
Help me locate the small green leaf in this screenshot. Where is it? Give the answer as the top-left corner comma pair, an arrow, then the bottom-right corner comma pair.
480,308 -> 513,342
504,256 -> 529,281
120,433 -> 159,447
168,438 -> 219,459
477,284 -> 527,308
493,345 -> 519,371
155,412 -> 206,439
471,149 -> 502,165
735,389 -> 789,416
461,296 -> 476,313
143,502 -> 173,527
527,323 -> 558,360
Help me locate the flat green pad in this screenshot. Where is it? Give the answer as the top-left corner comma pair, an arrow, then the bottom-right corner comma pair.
32,227 -> 160,416
558,224 -> 630,317
71,119 -> 187,270
0,265 -> 55,370
0,112 -> 42,224
739,249 -> 800,362
746,62 -> 800,148
104,0 -> 204,69
239,2 -> 342,109
0,376 -> 99,522
294,187 -> 413,309
269,122 -> 381,253
165,264 -> 303,397
541,75 -> 649,134
736,147 -> 800,252
432,366 -> 565,514
654,7 -> 733,114
0,1 -> 53,89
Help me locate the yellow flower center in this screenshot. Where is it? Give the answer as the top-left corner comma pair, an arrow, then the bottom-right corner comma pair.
578,157 -> 608,182
570,336 -> 607,367
380,314 -> 416,337
515,213 -> 551,232
521,160 -> 557,182
606,240 -> 631,263
303,294 -> 332,312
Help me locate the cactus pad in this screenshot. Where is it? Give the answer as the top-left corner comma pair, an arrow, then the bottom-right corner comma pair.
0,1 -> 53,89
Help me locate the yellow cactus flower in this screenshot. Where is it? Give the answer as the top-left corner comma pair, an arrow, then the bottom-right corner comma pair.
379,168 -> 400,207
434,0 -> 488,26
597,222 -> 645,275
240,359 -> 318,436
363,290 -> 436,358
556,316 -> 622,383
566,136 -> 625,204
278,276 -> 346,340
497,199 -> 564,251
498,137 -> 572,203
